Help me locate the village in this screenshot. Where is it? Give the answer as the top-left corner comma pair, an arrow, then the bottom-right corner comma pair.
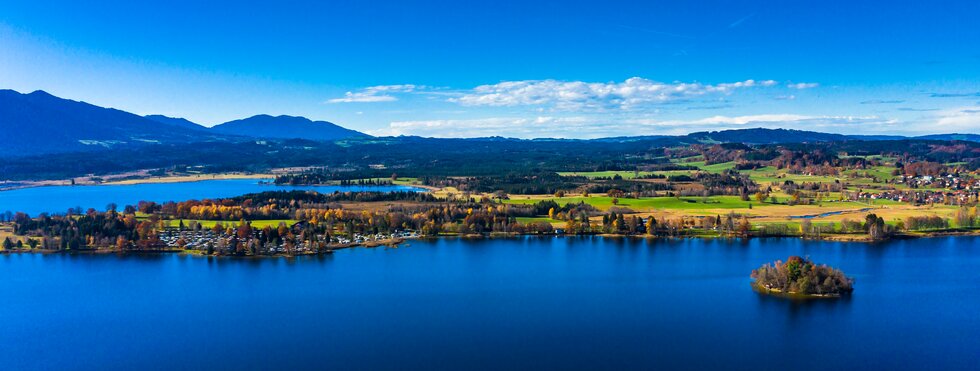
159,226 -> 419,256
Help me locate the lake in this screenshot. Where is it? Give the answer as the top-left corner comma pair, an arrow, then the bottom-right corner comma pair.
0,179 -> 419,216
2,236 -> 978,370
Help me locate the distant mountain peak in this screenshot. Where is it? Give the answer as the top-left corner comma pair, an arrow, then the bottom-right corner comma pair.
0,89 -> 216,156
211,114 -> 368,141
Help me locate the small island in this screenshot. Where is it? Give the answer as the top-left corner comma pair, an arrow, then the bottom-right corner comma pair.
751,256 -> 854,298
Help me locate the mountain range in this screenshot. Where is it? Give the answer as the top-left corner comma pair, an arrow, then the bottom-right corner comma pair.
1,89 -> 977,157
0,89 -> 369,156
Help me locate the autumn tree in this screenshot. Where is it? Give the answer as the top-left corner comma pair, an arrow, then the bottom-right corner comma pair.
737,217 -> 751,237
646,217 -> 657,235
865,213 -> 889,240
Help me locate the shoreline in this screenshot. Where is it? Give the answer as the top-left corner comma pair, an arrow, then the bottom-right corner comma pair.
750,282 -> 845,299
4,231 -> 979,257
103,173 -> 275,185
0,173 -> 438,191
0,172 -> 276,191
0,237 -> 410,257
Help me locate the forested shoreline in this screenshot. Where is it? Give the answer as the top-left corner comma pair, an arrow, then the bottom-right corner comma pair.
3,188 -> 978,257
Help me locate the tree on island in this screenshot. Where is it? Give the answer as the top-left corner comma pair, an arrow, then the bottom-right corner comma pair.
751,256 -> 854,297
865,213 -> 892,240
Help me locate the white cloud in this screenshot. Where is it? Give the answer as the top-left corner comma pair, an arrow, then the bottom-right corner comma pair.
627,114 -> 894,134
370,116 -> 605,138
327,84 -> 420,103
329,78 -> 800,110
369,113 -> 897,139
932,106 -> 980,133
787,82 -> 819,89
328,94 -> 397,103
448,78 -> 779,110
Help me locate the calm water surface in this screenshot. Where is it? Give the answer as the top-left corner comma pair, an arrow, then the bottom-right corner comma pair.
2,236 -> 978,370
0,179 -> 419,216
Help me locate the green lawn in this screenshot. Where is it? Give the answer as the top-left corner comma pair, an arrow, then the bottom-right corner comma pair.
698,161 -> 737,173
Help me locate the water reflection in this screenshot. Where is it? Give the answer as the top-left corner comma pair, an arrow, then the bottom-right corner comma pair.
754,287 -> 854,320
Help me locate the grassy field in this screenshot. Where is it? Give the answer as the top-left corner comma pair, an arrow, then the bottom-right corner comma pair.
742,167 -> 841,184
841,166 -> 898,180
515,217 -> 563,225
560,160 -> 907,195
699,161 -> 737,173
0,224 -> 37,248
502,191 -> 958,228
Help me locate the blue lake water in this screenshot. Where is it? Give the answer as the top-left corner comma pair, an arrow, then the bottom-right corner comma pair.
0,179 -> 419,216
2,236 -> 978,370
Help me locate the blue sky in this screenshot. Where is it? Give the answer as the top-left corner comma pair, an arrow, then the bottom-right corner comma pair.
2,0 -> 979,138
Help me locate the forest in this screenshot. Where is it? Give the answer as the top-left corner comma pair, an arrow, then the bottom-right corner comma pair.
3,133 -> 978,182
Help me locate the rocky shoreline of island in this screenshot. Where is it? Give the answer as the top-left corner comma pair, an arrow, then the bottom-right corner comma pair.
751,256 -> 854,298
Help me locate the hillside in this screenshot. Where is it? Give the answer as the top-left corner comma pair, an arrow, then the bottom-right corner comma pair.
0,90 -> 369,156
916,133 -> 980,142
0,90 -> 211,156
686,128 -> 850,144
211,115 -> 369,141
144,115 -> 208,131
